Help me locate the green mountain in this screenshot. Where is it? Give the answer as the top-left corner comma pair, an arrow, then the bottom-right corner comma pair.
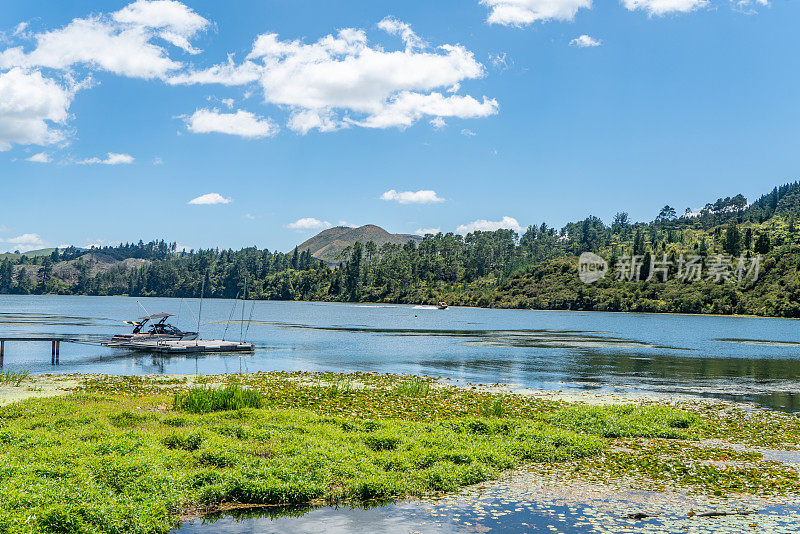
295,225 -> 422,264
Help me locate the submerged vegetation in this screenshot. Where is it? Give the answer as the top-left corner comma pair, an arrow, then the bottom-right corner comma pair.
5,182 -> 800,316
0,372 -> 798,533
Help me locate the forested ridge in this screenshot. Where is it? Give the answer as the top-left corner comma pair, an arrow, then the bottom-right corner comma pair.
5,181 -> 800,317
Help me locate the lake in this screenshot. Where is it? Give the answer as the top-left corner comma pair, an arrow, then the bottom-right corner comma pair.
1,294 -> 799,410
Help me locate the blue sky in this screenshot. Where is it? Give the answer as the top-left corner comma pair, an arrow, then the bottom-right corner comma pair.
0,0 -> 797,252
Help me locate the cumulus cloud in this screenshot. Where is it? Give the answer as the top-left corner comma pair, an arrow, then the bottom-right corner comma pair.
2,233 -> 44,252
113,0 -> 210,54
381,189 -> 445,204
188,193 -> 231,205
78,152 -> 135,165
415,227 -> 441,236
170,21 -> 497,133
376,16 -> 426,50
0,1 -> 208,150
0,1 -> 209,79
25,152 -> 51,163
456,216 -> 522,234
570,35 -> 601,47
185,108 -> 279,138
481,0 -> 592,26
622,0 -> 707,15
287,218 -> 333,231
0,68 -> 74,151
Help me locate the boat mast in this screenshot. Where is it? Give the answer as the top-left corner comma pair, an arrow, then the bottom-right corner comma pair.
240,277 -> 246,343
196,275 -> 204,343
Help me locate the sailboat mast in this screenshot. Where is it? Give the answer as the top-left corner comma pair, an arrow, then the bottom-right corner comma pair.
240,277 -> 246,343
197,275 -> 204,339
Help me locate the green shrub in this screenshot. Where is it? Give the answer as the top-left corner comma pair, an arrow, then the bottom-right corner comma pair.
364,435 -> 401,451
162,431 -> 204,451
108,410 -> 150,428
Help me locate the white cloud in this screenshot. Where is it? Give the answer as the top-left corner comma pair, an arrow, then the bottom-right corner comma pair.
481,0 -> 592,26
2,233 -> 44,252
188,193 -> 231,205
0,68 -> 74,151
730,0 -> 769,13
287,217 -> 333,231
5,233 -> 43,245
461,129 -> 476,136
25,152 -> 51,163
376,16 -> 426,50
287,109 -> 341,134
244,213 -> 256,220
381,189 -> 445,205
0,2 -> 210,150
354,92 -> 497,130
622,0 -> 707,15
415,227 -> 441,236
0,1 -> 209,79
489,52 -> 512,71
78,152 -> 135,165
456,216 -> 522,234
185,108 -> 279,138
570,35 -> 601,47
430,117 -> 446,129
113,0 -> 210,54
171,21 -> 497,133
153,156 -> 163,165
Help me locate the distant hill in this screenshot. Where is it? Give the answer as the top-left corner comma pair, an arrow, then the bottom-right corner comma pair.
13,253 -> 151,286
0,247 -> 59,259
295,225 -> 422,264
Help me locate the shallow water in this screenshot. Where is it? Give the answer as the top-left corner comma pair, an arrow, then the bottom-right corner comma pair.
1,295 -> 800,410
175,475 -> 800,534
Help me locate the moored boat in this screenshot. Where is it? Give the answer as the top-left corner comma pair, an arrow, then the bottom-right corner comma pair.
109,313 -> 198,343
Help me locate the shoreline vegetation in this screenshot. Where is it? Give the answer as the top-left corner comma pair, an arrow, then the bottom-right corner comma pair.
1,372 -> 799,533
6,182 -> 800,318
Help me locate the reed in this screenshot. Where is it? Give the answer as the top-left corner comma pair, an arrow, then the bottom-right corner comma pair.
173,385 -> 263,414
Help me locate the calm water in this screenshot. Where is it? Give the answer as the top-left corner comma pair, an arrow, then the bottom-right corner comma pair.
1,295 -> 800,410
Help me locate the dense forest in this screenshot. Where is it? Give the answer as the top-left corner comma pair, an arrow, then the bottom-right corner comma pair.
5,181 -> 800,317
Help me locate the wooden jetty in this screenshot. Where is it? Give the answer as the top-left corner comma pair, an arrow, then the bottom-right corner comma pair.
0,336 -> 78,365
105,339 -> 255,354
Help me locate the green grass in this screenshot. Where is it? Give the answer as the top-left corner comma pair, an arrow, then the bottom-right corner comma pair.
1,372 -> 797,533
0,371 -> 28,387
173,385 -> 263,414
392,377 -> 431,397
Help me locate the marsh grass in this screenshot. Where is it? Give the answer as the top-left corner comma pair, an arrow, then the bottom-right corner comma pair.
392,377 -> 431,397
5,372 -> 798,533
173,385 -> 263,414
0,371 -> 29,387
480,399 -> 504,417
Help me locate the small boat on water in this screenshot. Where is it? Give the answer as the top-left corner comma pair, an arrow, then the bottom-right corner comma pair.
110,313 -> 198,343
437,302 -> 449,310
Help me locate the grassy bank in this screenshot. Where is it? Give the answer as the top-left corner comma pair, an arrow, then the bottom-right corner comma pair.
0,373 -> 798,533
